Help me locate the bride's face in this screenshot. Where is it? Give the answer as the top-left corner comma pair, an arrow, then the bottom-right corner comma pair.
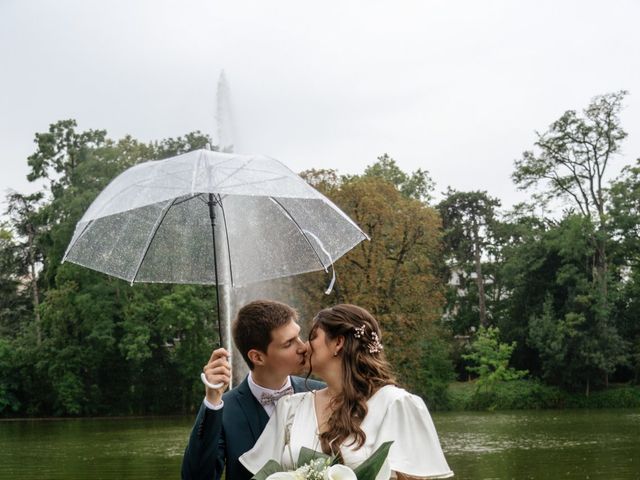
307,325 -> 339,375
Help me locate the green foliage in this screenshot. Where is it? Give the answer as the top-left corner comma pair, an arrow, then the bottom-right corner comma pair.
438,189 -> 501,330
563,384 -> 640,408
363,153 -> 435,202
3,110 -> 640,418
448,379 -> 566,410
297,447 -> 331,467
299,165 -> 450,398
353,441 -> 393,480
462,326 -> 527,393
502,92 -> 635,393
413,335 -> 455,410
1,120 -> 218,417
0,338 -> 21,413
448,380 -> 640,411
251,460 -> 283,480
512,90 -> 627,220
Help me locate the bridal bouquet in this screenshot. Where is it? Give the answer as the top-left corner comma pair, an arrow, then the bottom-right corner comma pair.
251,442 -> 393,480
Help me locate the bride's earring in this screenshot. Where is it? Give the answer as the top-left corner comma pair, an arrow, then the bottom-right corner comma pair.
333,351 -> 338,357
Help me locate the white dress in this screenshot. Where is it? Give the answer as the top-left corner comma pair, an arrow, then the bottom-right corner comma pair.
239,385 -> 454,479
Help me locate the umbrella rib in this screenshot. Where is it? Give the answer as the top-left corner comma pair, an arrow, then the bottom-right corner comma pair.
62,218 -> 95,262
217,195 -> 235,287
210,157 -> 252,189
172,193 -> 202,206
269,197 -> 328,271
218,175 -> 292,191
130,198 -> 178,285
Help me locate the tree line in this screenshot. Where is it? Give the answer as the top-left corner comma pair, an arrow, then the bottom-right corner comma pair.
1,91 -> 638,417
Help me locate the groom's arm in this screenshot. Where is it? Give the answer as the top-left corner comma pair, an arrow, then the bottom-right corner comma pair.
181,402 -> 226,480
182,348 -> 230,480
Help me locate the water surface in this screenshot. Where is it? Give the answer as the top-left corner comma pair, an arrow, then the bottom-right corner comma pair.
1,409 -> 638,479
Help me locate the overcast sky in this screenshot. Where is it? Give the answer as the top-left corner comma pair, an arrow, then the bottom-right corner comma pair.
1,0 -> 639,212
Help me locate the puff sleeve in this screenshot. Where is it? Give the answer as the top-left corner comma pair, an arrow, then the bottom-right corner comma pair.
373,390 -> 453,479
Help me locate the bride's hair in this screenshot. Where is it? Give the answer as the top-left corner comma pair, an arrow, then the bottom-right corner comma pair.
307,304 -> 396,455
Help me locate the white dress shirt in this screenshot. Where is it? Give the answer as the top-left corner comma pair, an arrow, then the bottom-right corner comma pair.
203,372 -> 293,417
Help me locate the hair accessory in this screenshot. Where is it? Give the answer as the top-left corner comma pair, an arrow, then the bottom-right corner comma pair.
352,324 -> 383,353
367,331 -> 383,354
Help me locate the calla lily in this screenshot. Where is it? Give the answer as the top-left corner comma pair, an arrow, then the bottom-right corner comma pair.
324,464 -> 357,480
266,472 -> 301,480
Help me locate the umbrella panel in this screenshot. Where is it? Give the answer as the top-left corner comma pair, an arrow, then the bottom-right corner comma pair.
79,150 -> 324,222
65,193 -> 366,286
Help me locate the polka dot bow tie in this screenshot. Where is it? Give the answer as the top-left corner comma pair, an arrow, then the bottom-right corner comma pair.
259,386 -> 294,406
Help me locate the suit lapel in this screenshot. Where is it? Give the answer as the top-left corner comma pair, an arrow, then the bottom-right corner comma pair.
291,376 -> 305,393
234,376 -> 269,441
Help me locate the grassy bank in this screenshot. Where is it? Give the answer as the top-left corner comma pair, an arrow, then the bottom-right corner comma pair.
443,380 -> 640,411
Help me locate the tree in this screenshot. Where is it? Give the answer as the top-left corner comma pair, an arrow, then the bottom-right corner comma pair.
299,163 -> 451,397
500,213 -> 628,392
438,189 -> 501,328
512,91 -> 630,388
1,120 -> 219,417
363,153 -> 435,202
529,293 -> 627,395
4,192 -> 45,344
609,158 -> 640,262
609,159 -> 640,384
0,226 -> 29,335
512,91 -> 628,312
27,119 -> 108,197
462,326 -> 527,392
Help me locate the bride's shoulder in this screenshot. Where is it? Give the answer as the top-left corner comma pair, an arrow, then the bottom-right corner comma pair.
371,384 -> 426,410
373,384 -> 410,402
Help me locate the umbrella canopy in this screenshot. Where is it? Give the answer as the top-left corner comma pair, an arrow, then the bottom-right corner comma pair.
63,149 -> 368,288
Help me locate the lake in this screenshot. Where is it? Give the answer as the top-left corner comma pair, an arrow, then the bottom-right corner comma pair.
1,409 -> 638,479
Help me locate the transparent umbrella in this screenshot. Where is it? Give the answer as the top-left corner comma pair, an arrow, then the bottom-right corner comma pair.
62,149 -> 369,385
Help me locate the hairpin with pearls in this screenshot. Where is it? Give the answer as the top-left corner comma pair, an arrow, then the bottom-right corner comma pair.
352,324 -> 383,354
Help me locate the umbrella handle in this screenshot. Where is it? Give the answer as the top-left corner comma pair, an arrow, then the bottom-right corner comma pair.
200,372 -> 224,390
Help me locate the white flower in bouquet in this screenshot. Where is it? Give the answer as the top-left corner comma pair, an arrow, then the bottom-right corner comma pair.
265,472 -> 302,480
256,442 -> 393,480
323,464 -> 357,480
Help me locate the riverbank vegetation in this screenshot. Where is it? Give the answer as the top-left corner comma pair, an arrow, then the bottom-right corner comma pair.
1,91 -> 639,416
447,380 -> 640,411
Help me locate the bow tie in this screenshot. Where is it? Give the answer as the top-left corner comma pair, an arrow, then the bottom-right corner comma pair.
259,386 -> 294,406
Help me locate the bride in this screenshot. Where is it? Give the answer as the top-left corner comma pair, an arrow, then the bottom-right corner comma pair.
240,304 -> 454,480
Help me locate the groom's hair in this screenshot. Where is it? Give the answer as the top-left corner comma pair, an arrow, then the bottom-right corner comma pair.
232,299 -> 298,370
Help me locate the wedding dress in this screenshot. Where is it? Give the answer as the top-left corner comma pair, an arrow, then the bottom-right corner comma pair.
240,385 -> 454,480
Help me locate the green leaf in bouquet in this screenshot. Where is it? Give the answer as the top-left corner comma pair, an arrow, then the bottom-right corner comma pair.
251,459 -> 283,480
353,441 -> 393,480
297,446 -> 332,467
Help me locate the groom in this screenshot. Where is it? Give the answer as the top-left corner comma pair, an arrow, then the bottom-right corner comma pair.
181,299 -> 324,480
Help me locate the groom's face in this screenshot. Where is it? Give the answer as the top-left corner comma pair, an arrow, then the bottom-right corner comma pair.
263,318 -> 308,376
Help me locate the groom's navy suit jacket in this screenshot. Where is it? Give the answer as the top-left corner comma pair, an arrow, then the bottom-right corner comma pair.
181,375 -> 324,480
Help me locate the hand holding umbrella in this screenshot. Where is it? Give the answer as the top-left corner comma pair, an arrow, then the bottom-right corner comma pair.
202,348 -> 231,403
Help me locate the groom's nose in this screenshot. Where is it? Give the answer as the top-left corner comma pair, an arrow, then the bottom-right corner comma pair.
295,337 -> 307,354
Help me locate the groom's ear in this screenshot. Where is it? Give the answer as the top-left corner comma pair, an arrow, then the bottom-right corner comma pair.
248,348 -> 265,367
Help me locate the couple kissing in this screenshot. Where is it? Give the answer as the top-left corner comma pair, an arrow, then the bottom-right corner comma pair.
182,300 -> 453,480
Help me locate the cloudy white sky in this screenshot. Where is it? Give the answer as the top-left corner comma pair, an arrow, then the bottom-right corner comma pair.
1,0 -> 639,211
